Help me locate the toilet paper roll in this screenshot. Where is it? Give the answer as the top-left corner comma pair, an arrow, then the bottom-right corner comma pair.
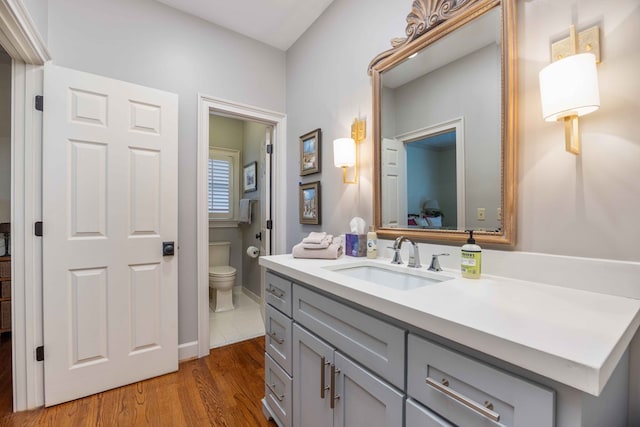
246,246 -> 260,258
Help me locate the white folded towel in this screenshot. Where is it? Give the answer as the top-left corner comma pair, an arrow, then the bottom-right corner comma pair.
301,234 -> 333,249
292,241 -> 343,259
239,199 -> 252,224
302,232 -> 326,244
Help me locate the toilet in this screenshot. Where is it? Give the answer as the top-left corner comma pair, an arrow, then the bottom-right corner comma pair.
209,241 -> 237,312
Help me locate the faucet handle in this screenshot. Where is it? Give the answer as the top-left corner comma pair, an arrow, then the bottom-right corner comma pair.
388,246 -> 403,264
428,253 -> 449,272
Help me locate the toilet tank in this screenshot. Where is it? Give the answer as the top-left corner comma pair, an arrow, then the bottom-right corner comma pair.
209,241 -> 231,267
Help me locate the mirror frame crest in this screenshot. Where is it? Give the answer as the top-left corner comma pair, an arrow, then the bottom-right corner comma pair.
369,0 -> 517,246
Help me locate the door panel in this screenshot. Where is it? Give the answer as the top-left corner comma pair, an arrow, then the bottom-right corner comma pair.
43,64 -> 178,406
381,138 -> 407,227
334,352 -> 404,427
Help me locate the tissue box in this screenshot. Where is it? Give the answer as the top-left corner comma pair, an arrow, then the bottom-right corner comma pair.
345,234 -> 367,257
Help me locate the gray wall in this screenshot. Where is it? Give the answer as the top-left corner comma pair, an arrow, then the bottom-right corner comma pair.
47,0 -> 286,344
23,0 -> 48,44
287,0 -> 640,262
286,0 -> 408,249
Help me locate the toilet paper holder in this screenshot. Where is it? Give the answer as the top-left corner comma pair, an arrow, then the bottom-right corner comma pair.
246,246 -> 260,258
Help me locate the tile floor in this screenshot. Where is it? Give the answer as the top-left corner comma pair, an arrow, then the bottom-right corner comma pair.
209,288 -> 265,348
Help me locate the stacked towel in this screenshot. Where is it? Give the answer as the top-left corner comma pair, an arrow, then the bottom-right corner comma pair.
302,232 -> 326,244
302,234 -> 333,249
293,233 -> 343,259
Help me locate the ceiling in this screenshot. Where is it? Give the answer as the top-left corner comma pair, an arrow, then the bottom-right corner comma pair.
155,0 -> 335,51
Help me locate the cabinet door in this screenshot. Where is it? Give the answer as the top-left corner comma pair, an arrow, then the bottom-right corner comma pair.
333,352 -> 404,427
293,324 -> 333,427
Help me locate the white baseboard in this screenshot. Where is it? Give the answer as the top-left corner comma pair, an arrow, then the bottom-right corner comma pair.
178,340 -> 200,362
242,286 -> 262,305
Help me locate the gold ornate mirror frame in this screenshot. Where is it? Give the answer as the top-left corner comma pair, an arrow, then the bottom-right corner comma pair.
370,0 -> 517,246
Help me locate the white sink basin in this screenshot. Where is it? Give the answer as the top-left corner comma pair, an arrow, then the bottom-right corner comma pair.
325,262 -> 452,291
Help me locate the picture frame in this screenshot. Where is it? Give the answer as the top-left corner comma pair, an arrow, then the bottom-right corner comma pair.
299,128 -> 321,175
299,181 -> 321,225
243,161 -> 257,193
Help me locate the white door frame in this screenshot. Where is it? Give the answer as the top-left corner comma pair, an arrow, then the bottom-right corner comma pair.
0,0 -> 51,411
196,94 -> 286,357
395,117 -> 466,228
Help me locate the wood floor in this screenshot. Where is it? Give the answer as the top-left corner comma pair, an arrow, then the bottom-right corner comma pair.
0,336 -> 278,427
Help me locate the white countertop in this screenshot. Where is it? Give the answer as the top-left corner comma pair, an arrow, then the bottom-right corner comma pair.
260,254 -> 640,396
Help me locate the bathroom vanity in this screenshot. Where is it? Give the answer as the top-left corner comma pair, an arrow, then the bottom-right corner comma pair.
260,254 -> 640,427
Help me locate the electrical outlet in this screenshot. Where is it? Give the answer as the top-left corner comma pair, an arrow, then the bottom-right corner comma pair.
497,207 -> 502,221
477,208 -> 486,221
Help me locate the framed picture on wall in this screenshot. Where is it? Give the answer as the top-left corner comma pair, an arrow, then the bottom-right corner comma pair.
243,161 -> 257,193
299,128 -> 321,175
299,181 -> 321,225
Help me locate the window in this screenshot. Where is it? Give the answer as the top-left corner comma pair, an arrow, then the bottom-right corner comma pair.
209,148 -> 240,222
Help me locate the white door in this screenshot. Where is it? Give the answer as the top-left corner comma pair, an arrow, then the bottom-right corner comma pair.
381,138 -> 407,227
42,64 -> 179,406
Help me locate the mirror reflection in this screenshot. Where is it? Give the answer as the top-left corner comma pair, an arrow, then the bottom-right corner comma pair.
379,7 -> 502,233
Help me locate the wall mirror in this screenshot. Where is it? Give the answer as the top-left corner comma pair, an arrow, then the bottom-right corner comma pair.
370,0 -> 517,246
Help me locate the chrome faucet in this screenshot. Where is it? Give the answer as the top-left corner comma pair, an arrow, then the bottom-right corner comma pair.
390,236 -> 422,268
428,253 -> 450,272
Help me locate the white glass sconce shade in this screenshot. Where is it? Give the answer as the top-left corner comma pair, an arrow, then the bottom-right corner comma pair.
333,138 -> 356,167
539,53 -> 600,121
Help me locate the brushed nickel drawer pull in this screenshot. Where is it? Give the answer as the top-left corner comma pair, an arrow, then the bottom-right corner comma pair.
425,377 -> 500,422
330,364 -> 341,409
267,383 -> 284,402
268,331 -> 284,344
266,286 -> 285,298
320,356 -> 330,399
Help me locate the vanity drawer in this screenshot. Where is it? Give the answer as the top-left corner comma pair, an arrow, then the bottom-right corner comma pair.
407,334 -> 554,427
292,284 -> 405,389
265,353 -> 292,427
265,303 -> 293,375
265,271 -> 293,317
406,398 -> 454,427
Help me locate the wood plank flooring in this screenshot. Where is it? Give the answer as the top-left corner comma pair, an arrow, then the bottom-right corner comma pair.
0,336 -> 277,427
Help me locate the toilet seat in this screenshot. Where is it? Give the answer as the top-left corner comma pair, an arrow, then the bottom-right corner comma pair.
209,266 -> 236,277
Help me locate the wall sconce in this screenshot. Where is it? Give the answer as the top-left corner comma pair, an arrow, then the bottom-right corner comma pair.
333,118 -> 366,184
539,25 -> 600,155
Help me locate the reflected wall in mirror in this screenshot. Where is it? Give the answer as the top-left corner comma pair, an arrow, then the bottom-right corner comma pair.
370,0 -> 517,246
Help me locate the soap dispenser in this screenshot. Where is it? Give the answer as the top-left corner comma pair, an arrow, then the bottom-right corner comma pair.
366,226 -> 378,259
461,230 -> 481,279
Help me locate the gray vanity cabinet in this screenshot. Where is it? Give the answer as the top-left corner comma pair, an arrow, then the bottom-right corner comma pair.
293,324 -> 404,427
262,269 -> 560,427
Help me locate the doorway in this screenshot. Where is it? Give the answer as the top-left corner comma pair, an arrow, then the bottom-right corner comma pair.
196,95 -> 286,358
208,114 -> 271,348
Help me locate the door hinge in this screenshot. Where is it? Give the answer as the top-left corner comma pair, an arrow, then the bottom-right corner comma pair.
35,95 -> 43,111
266,219 -> 273,230
36,346 -> 44,361
34,221 -> 43,236
266,144 -> 273,154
